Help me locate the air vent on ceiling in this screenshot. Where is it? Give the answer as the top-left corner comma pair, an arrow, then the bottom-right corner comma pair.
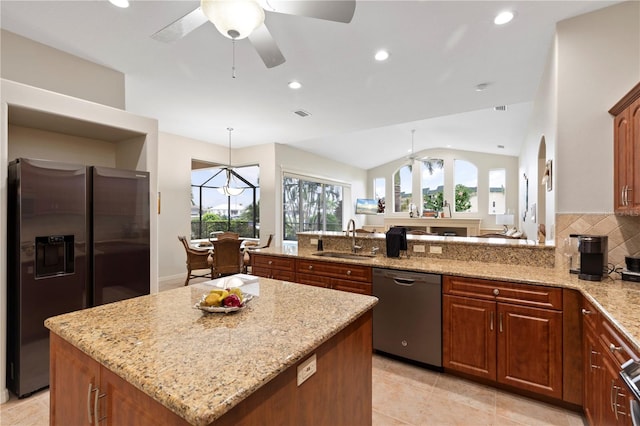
293,110 -> 311,117
494,105 -> 507,111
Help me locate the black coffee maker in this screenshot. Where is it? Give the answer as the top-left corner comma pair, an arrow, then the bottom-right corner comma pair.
571,234 -> 608,281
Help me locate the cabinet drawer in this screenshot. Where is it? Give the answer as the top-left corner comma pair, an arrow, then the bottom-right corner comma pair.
252,266 -> 296,282
443,275 -> 562,310
599,318 -> 638,367
252,254 -> 295,271
296,273 -> 332,288
297,259 -> 372,283
581,297 -> 600,333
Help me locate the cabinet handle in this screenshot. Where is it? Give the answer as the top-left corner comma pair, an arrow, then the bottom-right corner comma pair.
489,312 -> 494,331
94,388 -> 107,423
589,348 -> 600,371
87,383 -> 96,424
627,186 -> 633,206
346,270 -> 352,276
581,308 -> 592,315
611,379 -> 617,416
499,312 -> 503,333
308,265 -> 313,270
622,185 -> 627,206
493,288 -> 499,296
268,260 -> 273,265
609,343 -> 622,353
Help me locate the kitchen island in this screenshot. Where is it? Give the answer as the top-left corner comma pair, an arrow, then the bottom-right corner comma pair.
45,278 -> 378,426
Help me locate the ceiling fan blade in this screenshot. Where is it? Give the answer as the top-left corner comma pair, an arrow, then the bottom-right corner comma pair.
262,0 -> 356,23
151,7 -> 208,43
248,23 -> 286,68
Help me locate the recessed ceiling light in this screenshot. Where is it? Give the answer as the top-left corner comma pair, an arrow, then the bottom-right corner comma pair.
109,0 -> 129,8
494,11 -> 514,25
497,145 -> 505,149
374,50 -> 390,61
475,83 -> 489,92
288,81 -> 302,89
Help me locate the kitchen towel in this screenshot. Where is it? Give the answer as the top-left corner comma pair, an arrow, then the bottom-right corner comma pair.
386,227 -> 407,258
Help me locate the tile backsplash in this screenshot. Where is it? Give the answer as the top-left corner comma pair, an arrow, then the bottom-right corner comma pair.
555,214 -> 640,269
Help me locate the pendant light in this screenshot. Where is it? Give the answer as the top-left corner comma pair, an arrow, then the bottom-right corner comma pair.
219,127 -> 244,196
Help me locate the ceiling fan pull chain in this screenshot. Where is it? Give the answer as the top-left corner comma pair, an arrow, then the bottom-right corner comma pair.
231,38 -> 236,79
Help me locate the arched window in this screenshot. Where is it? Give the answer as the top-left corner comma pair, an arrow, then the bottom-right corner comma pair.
393,165 -> 412,212
454,160 -> 477,212
421,159 -> 444,213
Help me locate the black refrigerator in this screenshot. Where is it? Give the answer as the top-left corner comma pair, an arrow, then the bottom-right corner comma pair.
7,158 -> 150,397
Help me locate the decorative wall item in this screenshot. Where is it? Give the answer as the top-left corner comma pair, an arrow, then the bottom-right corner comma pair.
523,173 -> 529,222
541,160 -> 552,192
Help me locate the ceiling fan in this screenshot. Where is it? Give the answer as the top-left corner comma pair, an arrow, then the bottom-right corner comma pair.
151,0 -> 356,69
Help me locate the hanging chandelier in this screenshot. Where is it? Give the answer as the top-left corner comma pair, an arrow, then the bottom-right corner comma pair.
219,127 -> 244,196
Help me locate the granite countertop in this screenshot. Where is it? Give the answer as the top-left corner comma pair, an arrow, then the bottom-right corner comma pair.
256,245 -> 640,355
45,278 -> 378,426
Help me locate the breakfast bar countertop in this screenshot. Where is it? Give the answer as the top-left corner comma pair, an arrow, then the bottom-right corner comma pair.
255,245 -> 640,355
44,278 -> 378,426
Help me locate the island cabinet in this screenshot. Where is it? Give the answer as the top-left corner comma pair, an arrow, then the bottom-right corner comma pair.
296,258 -> 372,295
442,275 -> 563,400
251,253 -> 296,281
610,82 -> 640,214
582,297 -> 637,426
50,332 -> 186,426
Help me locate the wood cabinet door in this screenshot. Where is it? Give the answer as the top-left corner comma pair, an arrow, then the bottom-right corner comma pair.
583,324 -> 602,426
442,295 -> 496,381
629,98 -> 640,211
601,349 -> 633,426
100,367 -> 186,426
496,303 -> 563,399
50,333 -> 101,426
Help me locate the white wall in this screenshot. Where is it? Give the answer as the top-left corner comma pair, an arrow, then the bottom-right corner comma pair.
519,35 -> 558,242
556,1 -> 640,213
0,30 -> 125,109
367,148 -> 519,232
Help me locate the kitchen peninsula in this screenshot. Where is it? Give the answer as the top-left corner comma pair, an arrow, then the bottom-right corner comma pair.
45,278 -> 377,426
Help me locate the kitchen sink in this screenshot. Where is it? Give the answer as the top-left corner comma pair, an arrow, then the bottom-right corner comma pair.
312,251 -> 376,260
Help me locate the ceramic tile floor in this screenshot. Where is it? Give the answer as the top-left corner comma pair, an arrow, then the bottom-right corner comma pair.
1,276 -> 586,425
0,354 -> 585,426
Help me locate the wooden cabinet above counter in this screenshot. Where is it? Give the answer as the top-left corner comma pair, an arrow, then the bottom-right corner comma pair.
610,82 -> 640,215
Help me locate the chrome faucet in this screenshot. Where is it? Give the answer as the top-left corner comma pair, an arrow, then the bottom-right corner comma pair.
346,219 -> 362,253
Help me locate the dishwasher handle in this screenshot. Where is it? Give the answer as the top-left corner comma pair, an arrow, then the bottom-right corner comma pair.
392,277 -> 415,286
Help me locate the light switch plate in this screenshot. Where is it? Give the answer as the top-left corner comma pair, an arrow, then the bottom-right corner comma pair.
430,246 -> 443,254
310,238 -> 318,246
413,245 -> 425,253
297,354 -> 317,386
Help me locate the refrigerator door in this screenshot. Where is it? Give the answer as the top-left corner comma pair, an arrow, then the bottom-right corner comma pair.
91,167 -> 150,305
7,158 -> 88,397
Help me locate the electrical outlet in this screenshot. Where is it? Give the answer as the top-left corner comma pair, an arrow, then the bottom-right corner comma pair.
310,238 -> 318,246
413,245 -> 425,253
297,354 -> 317,386
430,246 -> 443,254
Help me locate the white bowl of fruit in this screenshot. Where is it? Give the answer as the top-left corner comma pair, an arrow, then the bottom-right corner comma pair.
195,287 -> 253,313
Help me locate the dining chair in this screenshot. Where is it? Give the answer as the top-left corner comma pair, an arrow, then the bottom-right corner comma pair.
211,234 -> 243,277
178,236 -> 213,286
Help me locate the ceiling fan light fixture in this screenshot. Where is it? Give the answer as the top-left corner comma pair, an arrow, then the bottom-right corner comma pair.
109,0 -> 129,8
201,0 -> 265,40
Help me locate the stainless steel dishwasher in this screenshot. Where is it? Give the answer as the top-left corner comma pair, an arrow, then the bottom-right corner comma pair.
372,268 -> 442,367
